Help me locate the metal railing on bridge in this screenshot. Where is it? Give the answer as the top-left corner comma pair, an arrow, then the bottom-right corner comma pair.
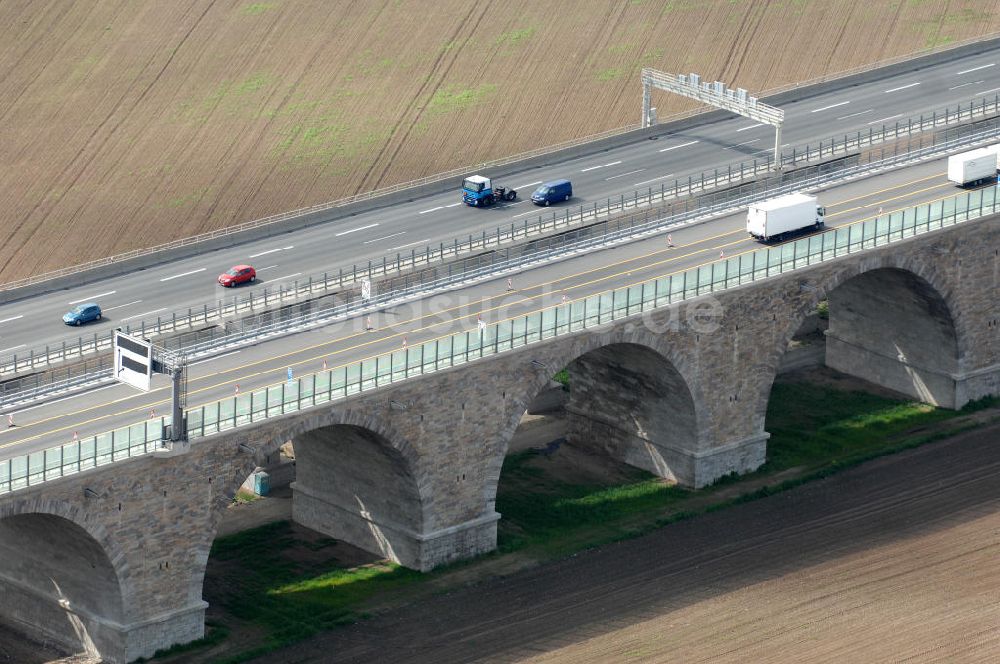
1,183 -> 996,495
3,92 -> 1000,391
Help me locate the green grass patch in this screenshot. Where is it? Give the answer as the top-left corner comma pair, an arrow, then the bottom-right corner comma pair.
552,369 -> 570,389
206,521 -> 420,657
241,3 -> 277,16
596,68 -> 622,82
496,383 -> 997,559
426,84 -> 497,115
496,27 -> 536,47
497,450 -> 688,555
179,380 -> 998,661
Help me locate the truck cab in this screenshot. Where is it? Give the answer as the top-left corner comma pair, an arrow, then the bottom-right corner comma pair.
461,174 -> 516,207
462,175 -> 493,206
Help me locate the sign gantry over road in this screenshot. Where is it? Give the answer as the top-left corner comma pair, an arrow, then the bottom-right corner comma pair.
640,68 -> 785,169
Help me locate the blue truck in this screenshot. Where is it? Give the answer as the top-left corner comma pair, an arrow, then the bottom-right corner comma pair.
462,175 -> 517,207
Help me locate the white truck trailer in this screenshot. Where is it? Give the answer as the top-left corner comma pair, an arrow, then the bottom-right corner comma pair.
946,148 -> 997,187
746,193 -> 825,243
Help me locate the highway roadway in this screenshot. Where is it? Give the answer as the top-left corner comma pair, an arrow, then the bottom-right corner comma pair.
0,155 -> 983,460
1,45 -> 999,359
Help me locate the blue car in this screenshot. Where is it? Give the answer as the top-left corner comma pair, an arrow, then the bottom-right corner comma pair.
63,303 -> 102,326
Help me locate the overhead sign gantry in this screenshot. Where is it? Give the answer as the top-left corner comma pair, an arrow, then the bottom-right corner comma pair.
641,68 -> 785,169
113,330 -> 187,446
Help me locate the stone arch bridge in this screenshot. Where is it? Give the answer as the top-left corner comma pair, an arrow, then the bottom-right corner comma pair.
1,218 -> 996,662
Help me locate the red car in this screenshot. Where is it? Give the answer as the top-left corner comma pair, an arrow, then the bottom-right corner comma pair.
218,264 -> 256,287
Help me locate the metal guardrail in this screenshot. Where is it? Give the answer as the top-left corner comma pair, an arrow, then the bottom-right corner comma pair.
3,31 -> 997,297
3,91 -> 999,385
3,113 -> 1000,410
2,181 -> 995,494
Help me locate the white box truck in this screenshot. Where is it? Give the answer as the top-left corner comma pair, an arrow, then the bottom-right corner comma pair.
746,193 -> 825,242
947,148 -> 997,187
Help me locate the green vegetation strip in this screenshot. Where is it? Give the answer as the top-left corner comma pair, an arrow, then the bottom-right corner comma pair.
170,383 -> 999,662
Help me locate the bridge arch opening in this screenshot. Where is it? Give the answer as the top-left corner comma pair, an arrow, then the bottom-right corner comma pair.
500,340 -> 697,492
824,267 -> 960,407
561,341 -> 698,481
289,422 -> 424,567
0,512 -> 124,660
494,341 -> 697,549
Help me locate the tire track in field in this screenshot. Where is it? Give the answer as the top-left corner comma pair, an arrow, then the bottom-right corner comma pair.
718,0 -> 767,84
198,7 -> 343,230
0,0 -> 74,126
353,2 -> 489,195
4,0 -> 217,271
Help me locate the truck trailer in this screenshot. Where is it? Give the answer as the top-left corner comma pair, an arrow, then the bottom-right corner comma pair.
746,193 -> 825,243
947,148 -> 997,187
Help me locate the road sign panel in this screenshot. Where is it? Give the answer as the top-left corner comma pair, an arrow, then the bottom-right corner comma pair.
113,330 -> 152,391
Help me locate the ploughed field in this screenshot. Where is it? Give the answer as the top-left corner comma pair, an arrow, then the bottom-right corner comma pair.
1,0 -> 999,281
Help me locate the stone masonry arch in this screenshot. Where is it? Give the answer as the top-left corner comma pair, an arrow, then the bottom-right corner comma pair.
209,407 -> 429,569
741,256 -> 971,434
480,328 -> 703,510
0,501 -> 128,660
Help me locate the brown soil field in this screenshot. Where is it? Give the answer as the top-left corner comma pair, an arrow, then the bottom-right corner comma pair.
252,418 -> 1000,664
1,1 -> 1000,281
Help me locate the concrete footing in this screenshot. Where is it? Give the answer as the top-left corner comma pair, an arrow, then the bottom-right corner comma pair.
0,574 -> 205,664
291,482 -> 499,571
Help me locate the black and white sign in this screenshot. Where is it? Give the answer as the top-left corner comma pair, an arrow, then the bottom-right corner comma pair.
113,330 -> 152,391
361,279 -> 372,300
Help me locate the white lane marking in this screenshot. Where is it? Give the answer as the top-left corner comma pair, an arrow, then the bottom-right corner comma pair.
282,245 -> 293,250
976,86 -> 1000,96
837,109 -> 873,120
68,290 -> 115,305
256,265 -> 278,271
364,232 -> 406,244
160,268 -> 205,282
605,169 -> 645,181
271,273 -> 301,282
102,300 -> 142,312
249,247 -> 282,258
659,140 -> 698,152
516,181 -> 543,189
13,384 -> 118,414
884,82 -> 920,93
0,315 -> 24,325
389,239 -> 430,251
0,344 -> 26,353
419,206 -> 443,215
444,202 -> 463,208
511,208 -> 539,219
580,160 -> 623,172
335,223 -> 380,235
726,138 -> 760,149
736,123 -> 764,132
810,101 -> 850,113
120,307 -> 167,322
949,80 -> 983,91
188,350 -> 241,367
633,173 -> 674,187
868,114 -> 902,125
957,63 -> 995,75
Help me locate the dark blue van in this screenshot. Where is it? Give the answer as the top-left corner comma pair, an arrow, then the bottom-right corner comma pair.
531,179 -> 572,206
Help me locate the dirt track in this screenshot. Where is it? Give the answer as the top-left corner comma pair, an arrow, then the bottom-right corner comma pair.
250,422 -> 1000,664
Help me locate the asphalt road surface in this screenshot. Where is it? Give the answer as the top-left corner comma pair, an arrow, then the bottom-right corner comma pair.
1,44 -> 999,356
0,155 -> 979,458
249,420 -> 1000,664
